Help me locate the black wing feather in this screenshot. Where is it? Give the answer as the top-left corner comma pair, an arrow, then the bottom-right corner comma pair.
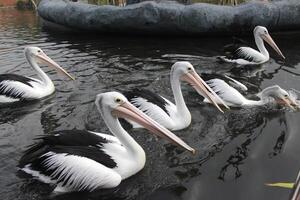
19,130 -> 117,171
222,38 -> 255,62
0,74 -> 37,99
223,44 -> 253,61
123,88 -> 170,114
23,145 -> 117,187
36,130 -> 109,147
0,74 -> 35,87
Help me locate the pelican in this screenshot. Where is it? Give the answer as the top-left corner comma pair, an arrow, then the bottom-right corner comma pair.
201,74 -> 298,109
0,46 -> 74,103
123,61 -> 229,131
219,26 -> 285,65
19,92 -> 195,193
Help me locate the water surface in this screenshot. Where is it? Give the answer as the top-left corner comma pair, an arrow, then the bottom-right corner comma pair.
0,8 -> 300,200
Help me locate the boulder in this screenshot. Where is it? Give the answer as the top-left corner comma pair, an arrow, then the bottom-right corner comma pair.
38,0 -> 300,35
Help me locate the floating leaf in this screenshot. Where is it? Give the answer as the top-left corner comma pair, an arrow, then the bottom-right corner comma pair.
265,182 -> 294,189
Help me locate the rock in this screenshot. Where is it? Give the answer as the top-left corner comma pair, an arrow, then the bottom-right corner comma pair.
38,0 -> 300,35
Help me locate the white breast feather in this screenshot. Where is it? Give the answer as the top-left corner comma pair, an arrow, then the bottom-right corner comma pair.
29,152 -> 122,192
102,142 -> 145,180
205,79 -> 247,106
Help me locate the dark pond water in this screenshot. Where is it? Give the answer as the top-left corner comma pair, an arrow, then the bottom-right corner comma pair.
1,8 -> 300,200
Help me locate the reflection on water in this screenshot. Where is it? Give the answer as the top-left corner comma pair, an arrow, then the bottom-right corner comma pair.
0,8 -> 300,200
218,138 -> 250,180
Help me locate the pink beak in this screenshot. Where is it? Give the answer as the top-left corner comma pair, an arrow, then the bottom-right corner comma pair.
181,71 -> 230,113
262,33 -> 285,59
36,52 -> 75,80
112,101 -> 195,154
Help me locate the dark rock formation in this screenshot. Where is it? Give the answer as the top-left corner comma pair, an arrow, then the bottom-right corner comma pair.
38,0 -> 300,35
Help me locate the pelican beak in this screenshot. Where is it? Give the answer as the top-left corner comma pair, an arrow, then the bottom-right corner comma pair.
112,101 -> 195,154
36,52 -> 75,80
181,71 -> 230,113
277,96 -> 298,110
262,33 -> 285,59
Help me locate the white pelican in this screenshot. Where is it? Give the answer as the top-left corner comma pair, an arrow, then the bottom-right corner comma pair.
123,61 -> 229,131
201,74 -> 298,109
19,92 -> 195,193
219,26 -> 285,65
0,46 -> 74,103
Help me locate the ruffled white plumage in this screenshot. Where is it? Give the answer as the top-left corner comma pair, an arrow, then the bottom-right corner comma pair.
129,97 -> 176,129
0,79 -> 54,102
221,47 -> 267,65
24,151 -> 122,193
237,47 -> 267,63
204,79 -> 247,106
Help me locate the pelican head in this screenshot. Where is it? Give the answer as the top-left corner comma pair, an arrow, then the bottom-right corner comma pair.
260,85 -> 298,109
171,61 -> 229,112
254,26 -> 285,59
24,46 -> 75,80
95,91 -> 195,154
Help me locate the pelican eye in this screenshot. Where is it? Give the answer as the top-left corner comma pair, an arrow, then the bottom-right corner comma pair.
37,50 -> 41,53
284,94 -> 288,98
187,67 -> 192,71
115,98 -> 122,103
